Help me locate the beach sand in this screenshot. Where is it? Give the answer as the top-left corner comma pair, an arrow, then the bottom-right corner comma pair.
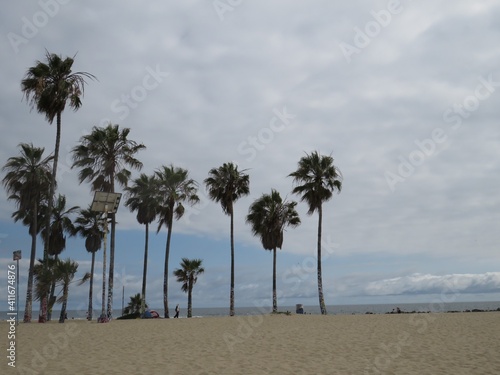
3,312 -> 500,374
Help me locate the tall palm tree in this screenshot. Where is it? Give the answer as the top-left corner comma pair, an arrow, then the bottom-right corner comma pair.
173,258 -> 205,318
40,194 -> 78,321
289,151 -> 342,315
21,51 -> 95,282
125,173 -> 158,314
246,190 -> 300,312
204,163 -> 249,316
155,165 -> 199,318
72,123 -> 145,319
73,207 -> 104,321
2,143 -> 52,322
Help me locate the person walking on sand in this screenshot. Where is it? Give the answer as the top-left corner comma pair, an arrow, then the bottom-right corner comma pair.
174,304 -> 180,318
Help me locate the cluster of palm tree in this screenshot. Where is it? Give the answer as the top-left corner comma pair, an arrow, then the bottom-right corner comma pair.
2,51 -> 343,323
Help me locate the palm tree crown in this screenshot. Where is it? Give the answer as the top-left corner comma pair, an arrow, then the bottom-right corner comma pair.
2,143 -> 53,215
41,194 -> 78,259
247,190 -> 301,251
72,123 -> 145,192
289,151 -> 342,215
205,162 -> 250,215
21,51 -> 96,124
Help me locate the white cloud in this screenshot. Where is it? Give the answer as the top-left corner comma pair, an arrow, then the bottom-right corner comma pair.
363,272 -> 500,296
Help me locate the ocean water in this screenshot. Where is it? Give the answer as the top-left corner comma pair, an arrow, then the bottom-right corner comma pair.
9,300 -> 499,320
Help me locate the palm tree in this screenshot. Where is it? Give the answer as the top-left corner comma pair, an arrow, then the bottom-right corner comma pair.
2,143 -> 52,322
21,51 -> 95,272
155,165 -> 199,318
72,123 -> 145,319
73,207 -> 104,321
289,151 -> 342,315
173,258 -> 205,318
40,194 -> 78,321
55,258 -> 88,323
33,258 -> 58,314
125,173 -> 158,314
123,293 -> 148,315
204,163 -> 249,316
246,190 -> 301,312
34,258 -> 89,323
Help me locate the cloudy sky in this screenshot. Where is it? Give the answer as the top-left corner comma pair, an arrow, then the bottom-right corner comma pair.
1,0 -> 499,314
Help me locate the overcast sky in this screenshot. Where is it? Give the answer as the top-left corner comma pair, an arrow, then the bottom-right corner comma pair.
1,0 -> 499,313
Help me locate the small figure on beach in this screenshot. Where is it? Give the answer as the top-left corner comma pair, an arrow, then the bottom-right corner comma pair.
174,304 -> 180,318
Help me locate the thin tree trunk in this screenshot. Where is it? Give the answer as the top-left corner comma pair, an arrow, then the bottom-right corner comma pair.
101,220 -> 107,321
47,253 -> 59,321
141,223 -> 149,314
41,112 -> 62,322
229,210 -> 235,316
272,247 -> 277,313
24,213 -> 37,323
317,205 -> 327,315
187,279 -> 193,318
88,251 -> 95,321
163,212 -> 174,318
107,212 -> 116,319
59,285 -> 68,323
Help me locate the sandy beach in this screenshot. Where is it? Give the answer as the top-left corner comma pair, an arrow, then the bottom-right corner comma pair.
3,312 -> 500,375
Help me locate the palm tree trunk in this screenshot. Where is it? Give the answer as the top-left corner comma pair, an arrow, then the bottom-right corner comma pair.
141,223 -> 149,314
187,278 -> 193,318
41,112 -> 62,322
317,205 -> 327,315
101,218 -> 108,321
47,253 -> 59,321
107,212 -> 116,319
163,215 -> 174,318
272,247 -> 277,313
59,285 -> 68,323
229,210 -> 235,316
88,251 -> 95,320
24,215 -> 37,323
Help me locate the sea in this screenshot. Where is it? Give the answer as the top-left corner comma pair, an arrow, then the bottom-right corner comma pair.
6,300 -> 499,320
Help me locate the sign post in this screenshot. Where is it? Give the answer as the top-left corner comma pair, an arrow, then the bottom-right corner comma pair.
13,250 -> 21,325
